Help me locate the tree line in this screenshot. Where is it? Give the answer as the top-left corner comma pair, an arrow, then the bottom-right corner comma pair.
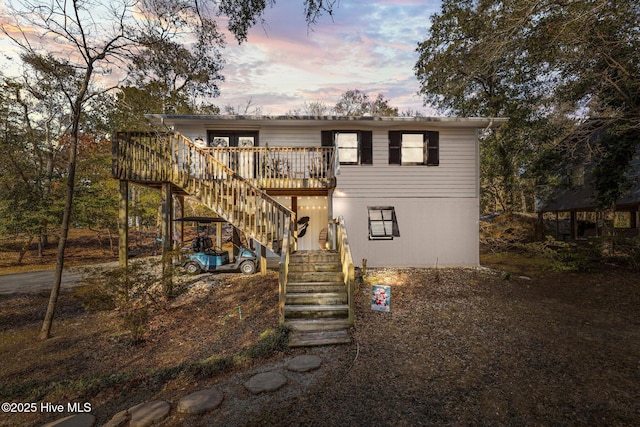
0,0 -> 338,339
1,0 -> 638,337
416,0 -> 639,212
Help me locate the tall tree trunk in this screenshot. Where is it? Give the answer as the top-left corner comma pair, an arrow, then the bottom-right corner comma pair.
40,68 -> 89,339
17,235 -> 34,264
39,134 -> 78,339
108,227 -> 115,254
38,220 -> 48,258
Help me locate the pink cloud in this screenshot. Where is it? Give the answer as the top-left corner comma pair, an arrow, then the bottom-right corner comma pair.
211,0 -> 441,115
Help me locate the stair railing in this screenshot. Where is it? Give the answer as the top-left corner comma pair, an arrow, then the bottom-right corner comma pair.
334,216 -> 355,325
278,223 -> 292,324
113,131 -> 296,256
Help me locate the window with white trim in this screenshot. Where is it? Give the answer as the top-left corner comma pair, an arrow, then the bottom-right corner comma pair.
337,132 -> 359,164
389,131 -> 439,166
321,130 -> 373,165
368,206 -> 400,240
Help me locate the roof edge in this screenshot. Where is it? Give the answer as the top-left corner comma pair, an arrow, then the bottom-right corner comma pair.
146,114 -> 508,128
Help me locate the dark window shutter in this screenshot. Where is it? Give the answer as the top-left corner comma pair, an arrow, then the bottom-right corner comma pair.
321,130 -> 334,171
321,130 -> 334,147
389,131 -> 401,165
361,131 -> 373,165
426,131 -> 439,166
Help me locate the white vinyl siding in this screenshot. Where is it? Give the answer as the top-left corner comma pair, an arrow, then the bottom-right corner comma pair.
175,124 -> 479,198
334,197 -> 480,267
336,129 -> 478,198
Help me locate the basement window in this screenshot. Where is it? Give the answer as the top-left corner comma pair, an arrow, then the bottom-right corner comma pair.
368,206 -> 400,240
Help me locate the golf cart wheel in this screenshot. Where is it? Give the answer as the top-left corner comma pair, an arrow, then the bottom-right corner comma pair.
240,260 -> 256,275
184,262 -> 201,275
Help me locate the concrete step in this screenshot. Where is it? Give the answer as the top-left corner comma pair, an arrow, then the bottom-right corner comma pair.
285,292 -> 347,305
288,329 -> 351,347
284,304 -> 349,319
285,318 -> 351,332
288,271 -> 344,282
286,282 -> 346,293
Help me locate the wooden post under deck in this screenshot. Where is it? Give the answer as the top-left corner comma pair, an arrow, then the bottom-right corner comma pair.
118,180 -> 129,268
216,222 -> 223,249
291,197 -> 297,238
259,243 -> 267,276
161,183 -> 173,254
177,195 -> 185,245
160,183 -> 174,297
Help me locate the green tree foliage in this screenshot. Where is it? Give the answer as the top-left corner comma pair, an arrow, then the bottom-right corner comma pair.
0,75 -> 68,260
333,89 -> 399,116
415,0 -> 640,212
126,37 -> 224,114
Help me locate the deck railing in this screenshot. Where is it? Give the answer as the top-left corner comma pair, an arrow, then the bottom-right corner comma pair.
113,131 -> 296,256
204,146 -> 335,189
334,216 -> 356,326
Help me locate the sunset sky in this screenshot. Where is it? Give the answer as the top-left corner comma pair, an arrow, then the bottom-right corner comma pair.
217,0 -> 442,115
0,0 -> 443,116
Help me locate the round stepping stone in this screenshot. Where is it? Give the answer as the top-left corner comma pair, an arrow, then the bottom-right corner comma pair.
42,413 -> 95,427
102,409 -> 129,427
128,400 -> 171,427
286,355 -> 323,372
177,388 -> 224,414
244,371 -> 287,394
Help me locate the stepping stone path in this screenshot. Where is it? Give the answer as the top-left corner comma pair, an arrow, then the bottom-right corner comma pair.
102,400 -> 171,427
177,388 -> 224,415
244,371 -> 288,394
45,355 -> 325,426
42,413 -> 95,427
286,355 -> 323,372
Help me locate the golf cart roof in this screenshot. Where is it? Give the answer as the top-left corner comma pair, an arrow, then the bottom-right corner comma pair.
173,216 -> 228,224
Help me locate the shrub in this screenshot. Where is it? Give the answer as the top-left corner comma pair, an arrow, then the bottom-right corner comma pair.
480,212 -> 538,252
247,326 -> 289,359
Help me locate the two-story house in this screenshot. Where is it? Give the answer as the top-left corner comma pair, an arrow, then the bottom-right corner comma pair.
112,115 -> 505,345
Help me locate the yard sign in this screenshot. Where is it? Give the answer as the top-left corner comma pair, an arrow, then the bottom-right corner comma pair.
371,285 -> 391,312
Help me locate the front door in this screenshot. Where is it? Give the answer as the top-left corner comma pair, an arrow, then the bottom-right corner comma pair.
208,131 -> 258,178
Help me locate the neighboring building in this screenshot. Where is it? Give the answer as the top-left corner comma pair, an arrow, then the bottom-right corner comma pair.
118,115 -> 504,267
536,122 -> 640,239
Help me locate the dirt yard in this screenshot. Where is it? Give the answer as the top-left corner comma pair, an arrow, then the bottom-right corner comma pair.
0,232 -> 638,426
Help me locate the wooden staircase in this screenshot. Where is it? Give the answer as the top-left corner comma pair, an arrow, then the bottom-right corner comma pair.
113,131 -> 295,255
114,132 -> 356,348
284,250 -> 352,347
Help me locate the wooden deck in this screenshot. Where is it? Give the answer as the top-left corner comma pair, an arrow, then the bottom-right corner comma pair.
113,132 -> 336,191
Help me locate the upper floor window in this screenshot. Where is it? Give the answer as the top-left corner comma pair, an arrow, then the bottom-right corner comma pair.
322,130 -> 372,165
337,132 -> 359,164
388,131 -> 439,166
